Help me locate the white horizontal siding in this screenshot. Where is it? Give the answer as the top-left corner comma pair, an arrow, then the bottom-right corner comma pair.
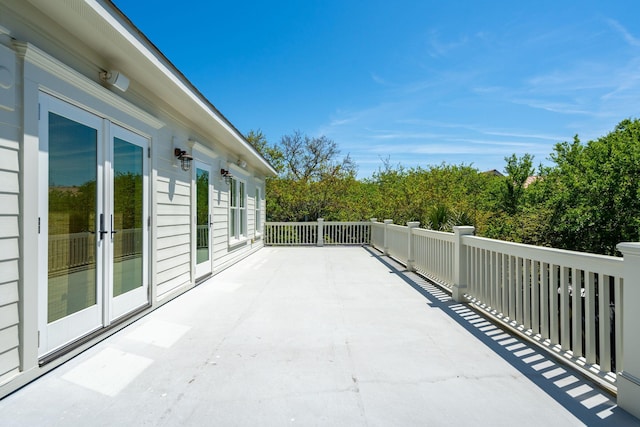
156,264 -> 190,287
156,253 -> 190,271
0,171 -> 18,194
0,194 -> 18,215
0,260 -> 18,284
155,172 -> 191,295
0,348 -> 19,384
0,148 -> 18,171
247,195 -> 255,236
157,245 -> 190,262
0,217 -> 18,238
0,142 -> 20,384
0,305 -> 18,332
212,188 -> 229,261
156,224 -> 190,239
0,326 -> 18,354
0,239 -> 18,260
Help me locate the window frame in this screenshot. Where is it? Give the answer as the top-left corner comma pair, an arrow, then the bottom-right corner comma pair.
229,176 -> 247,243
255,187 -> 262,236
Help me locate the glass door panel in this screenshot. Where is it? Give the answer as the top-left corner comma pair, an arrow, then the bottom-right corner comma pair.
39,94 -> 104,356
113,137 -> 144,297
48,112 -> 98,322
109,126 -> 148,321
195,163 -> 212,278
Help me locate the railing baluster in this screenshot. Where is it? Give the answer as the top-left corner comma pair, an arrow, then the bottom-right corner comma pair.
550,264 -> 559,344
599,274 -> 612,373
560,266 -> 571,351
501,253 -> 508,319
532,260 -> 540,335
495,252 -> 502,314
572,267 -> 583,358
515,257 -> 523,325
541,263 -> 549,340
508,255 -> 516,321
615,276 -> 623,373
585,271 -> 596,365
524,258 -> 531,331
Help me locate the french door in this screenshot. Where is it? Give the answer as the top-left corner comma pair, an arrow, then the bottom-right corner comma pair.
195,161 -> 213,279
38,93 -> 149,356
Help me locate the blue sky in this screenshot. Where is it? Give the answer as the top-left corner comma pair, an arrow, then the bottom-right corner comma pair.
113,0 -> 640,178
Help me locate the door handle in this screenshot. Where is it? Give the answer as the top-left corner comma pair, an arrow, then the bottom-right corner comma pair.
99,214 -> 108,240
111,215 -> 118,238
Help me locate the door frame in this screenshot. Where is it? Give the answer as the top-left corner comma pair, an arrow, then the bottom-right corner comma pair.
38,92 -> 150,357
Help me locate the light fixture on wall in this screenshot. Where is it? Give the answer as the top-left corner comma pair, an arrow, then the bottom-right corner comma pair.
237,159 -> 247,168
220,168 -> 233,184
99,70 -> 130,92
174,148 -> 193,171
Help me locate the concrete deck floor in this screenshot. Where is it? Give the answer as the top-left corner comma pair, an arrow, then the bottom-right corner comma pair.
1,247 -> 638,426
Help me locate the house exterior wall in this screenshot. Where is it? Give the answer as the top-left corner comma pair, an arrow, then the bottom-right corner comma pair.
0,40 -> 21,387
0,0 -> 273,398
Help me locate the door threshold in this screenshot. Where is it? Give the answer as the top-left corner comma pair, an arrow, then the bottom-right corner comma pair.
38,304 -> 150,366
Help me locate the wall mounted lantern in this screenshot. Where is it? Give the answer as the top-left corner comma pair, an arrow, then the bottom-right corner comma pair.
174,148 -> 193,171
237,159 -> 247,168
220,168 -> 233,184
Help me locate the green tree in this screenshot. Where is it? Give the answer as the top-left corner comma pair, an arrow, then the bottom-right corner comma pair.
538,120 -> 640,255
498,153 -> 534,215
256,130 -> 359,222
246,129 -> 284,173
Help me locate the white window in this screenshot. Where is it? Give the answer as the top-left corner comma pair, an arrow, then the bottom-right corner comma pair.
255,187 -> 261,234
229,177 -> 246,240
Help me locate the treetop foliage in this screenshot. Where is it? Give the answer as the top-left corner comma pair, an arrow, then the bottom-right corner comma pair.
248,118 -> 640,256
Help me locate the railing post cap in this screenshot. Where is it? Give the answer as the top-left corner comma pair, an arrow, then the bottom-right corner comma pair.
407,221 -> 420,228
383,219 -> 393,224
453,225 -> 475,235
617,242 -> 640,256
318,218 -> 324,222
370,218 -> 378,223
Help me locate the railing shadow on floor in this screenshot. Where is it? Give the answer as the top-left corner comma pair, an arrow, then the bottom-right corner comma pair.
362,246 -> 639,426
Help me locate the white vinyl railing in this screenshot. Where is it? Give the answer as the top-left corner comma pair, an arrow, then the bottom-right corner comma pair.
463,235 -> 623,376
265,220 -> 370,246
386,224 -> 409,261
369,220 -> 624,390
49,228 -> 142,275
413,228 -> 456,286
196,225 -> 209,248
265,222 -> 318,246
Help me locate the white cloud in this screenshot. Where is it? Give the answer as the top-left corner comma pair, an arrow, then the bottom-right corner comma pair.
607,19 -> 640,47
426,29 -> 469,57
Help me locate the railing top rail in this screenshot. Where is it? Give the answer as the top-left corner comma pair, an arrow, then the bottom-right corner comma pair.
463,235 -> 623,275
322,221 -> 371,224
413,227 -> 456,242
387,223 -> 407,231
266,221 -> 371,225
267,222 -> 318,226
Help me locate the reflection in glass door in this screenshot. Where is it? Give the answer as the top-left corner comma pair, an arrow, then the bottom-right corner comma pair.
39,93 -> 148,356
47,112 -> 100,323
109,126 -> 148,321
40,96 -> 104,354
195,162 -> 212,279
